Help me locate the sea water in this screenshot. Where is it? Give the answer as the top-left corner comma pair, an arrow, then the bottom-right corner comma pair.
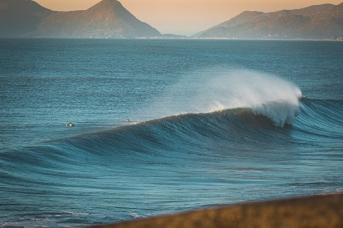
0,39 -> 343,227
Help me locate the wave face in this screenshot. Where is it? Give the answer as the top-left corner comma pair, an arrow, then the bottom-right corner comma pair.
1,98 -> 343,227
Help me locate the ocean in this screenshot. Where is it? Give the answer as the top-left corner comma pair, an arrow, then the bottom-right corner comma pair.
0,39 -> 342,227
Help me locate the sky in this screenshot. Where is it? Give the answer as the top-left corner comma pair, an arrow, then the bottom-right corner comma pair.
34,0 -> 343,35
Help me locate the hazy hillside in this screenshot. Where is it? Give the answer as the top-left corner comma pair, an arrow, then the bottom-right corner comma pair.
196,3 -> 343,40
0,0 -> 51,37
0,0 -> 161,38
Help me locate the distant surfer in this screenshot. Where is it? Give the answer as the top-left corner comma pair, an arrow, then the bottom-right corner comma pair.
126,118 -> 131,123
66,122 -> 74,127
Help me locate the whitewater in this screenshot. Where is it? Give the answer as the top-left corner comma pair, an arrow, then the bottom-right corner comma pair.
0,39 -> 342,227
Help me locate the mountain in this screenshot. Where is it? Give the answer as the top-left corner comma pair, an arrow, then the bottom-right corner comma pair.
195,3 -> 343,40
0,0 -> 51,38
0,0 -> 161,38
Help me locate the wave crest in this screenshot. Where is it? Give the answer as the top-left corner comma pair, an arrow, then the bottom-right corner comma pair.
132,68 -> 302,127
206,69 -> 302,127
252,100 -> 300,127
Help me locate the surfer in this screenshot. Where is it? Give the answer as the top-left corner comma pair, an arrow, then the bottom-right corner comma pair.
66,122 -> 74,127
126,118 -> 131,122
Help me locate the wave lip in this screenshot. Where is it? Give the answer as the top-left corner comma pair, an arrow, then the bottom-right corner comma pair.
252,99 -> 300,127
203,69 -> 303,127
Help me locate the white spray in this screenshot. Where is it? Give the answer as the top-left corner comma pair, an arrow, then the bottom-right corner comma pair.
205,69 -> 302,126
137,68 -> 302,127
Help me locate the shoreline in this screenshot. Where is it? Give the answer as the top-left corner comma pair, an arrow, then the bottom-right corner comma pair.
91,193 -> 343,228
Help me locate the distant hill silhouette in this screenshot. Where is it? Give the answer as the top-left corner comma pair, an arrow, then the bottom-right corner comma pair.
195,3 -> 343,40
0,0 -> 161,38
0,0 -> 51,37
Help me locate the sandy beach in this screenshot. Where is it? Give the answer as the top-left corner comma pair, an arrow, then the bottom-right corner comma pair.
92,193 -> 343,228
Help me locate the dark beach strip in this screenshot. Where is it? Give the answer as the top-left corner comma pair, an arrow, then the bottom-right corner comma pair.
91,193 -> 343,228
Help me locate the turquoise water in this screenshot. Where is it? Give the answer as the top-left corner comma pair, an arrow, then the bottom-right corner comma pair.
0,39 -> 343,227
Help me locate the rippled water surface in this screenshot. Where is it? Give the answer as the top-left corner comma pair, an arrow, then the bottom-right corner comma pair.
0,39 -> 343,227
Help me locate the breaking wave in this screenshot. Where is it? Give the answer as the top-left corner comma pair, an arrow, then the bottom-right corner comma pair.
138,69 -> 302,127
2,69 -> 343,228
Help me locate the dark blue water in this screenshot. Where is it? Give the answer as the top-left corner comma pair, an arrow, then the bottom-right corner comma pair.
0,39 -> 343,227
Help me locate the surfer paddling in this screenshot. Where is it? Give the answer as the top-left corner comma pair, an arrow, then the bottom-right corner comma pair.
65,122 -> 74,127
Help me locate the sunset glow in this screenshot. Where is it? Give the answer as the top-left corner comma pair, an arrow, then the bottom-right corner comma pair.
34,0 -> 343,35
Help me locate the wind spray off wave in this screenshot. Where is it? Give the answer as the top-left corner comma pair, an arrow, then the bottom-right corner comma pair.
144,69 -> 302,127
212,70 -> 303,127
226,71 -> 302,127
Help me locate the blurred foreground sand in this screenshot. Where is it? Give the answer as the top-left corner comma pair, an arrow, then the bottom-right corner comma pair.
91,193 -> 343,228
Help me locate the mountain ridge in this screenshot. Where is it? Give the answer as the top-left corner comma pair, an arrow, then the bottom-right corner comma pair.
1,1 -> 343,39
0,0 -> 161,38
195,3 -> 343,40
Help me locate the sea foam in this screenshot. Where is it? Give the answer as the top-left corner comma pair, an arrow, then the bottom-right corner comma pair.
207,69 -> 302,127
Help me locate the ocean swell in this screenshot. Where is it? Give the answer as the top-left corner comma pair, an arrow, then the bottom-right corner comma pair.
1,98 -> 343,228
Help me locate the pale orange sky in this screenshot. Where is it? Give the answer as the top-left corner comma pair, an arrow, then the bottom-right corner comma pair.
34,0 -> 342,35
